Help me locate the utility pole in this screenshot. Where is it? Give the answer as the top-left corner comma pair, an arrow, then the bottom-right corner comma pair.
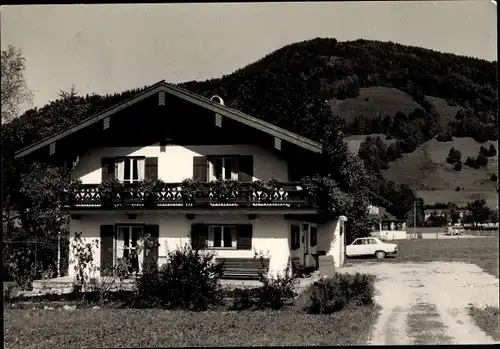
413,200 -> 417,236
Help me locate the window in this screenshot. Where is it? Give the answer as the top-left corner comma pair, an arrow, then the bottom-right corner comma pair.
116,225 -> 143,273
291,225 -> 300,250
310,226 -> 317,247
368,239 -> 378,245
352,239 -> 363,245
208,225 -> 237,249
116,157 -> 145,183
209,157 -> 238,181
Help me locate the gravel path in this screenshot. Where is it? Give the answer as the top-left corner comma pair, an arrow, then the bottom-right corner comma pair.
338,262 -> 499,345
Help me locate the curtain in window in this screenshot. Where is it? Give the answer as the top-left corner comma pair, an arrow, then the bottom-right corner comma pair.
116,159 -> 125,182
137,158 -> 145,181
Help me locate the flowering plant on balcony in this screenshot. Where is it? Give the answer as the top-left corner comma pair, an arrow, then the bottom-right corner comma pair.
250,178 -> 282,203
63,179 -> 83,206
210,178 -> 242,204
98,179 -> 124,207
138,179 -> 165,206
180,178 -> 202,206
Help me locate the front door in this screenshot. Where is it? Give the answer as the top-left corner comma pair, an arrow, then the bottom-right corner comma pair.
116,226 -> 144,274
290,224 -> 302,267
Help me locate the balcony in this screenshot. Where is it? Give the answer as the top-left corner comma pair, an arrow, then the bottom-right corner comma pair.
61,181 -> 313,210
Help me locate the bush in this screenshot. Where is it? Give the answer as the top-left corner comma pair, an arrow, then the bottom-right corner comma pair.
307,273 -> 376,314
255,259 -> 298,310
134,244 -> 224,311
491,173 -> 498,182
455,186 -> 461,192
454,161 -> 462,171
229,288 -> 260,311
228,257 -> 299,311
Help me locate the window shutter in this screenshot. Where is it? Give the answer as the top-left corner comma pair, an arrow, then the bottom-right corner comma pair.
192,156 -> 208,182
238,155 -> 254,182
145,157 -> 158,180
101,158 -> 116,181
100,225 -> 114,276
191,224 -> 208,250
144,225 -> 159,269
237,224 -> 253,250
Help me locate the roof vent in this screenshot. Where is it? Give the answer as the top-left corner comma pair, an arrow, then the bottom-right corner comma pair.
210,95 -> 224,105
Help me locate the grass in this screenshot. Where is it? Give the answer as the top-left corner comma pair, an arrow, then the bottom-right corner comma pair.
384,137 -> 498,193
467,306 -> 500,342
329,87 -> 422,123
347,237 -> 499,278
406,302 -> 453,344
4,305 -> 380,348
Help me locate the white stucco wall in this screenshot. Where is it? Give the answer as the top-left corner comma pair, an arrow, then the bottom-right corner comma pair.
317,218 -> 346,268
71,143 -> 289,184
67,213 -> 290,278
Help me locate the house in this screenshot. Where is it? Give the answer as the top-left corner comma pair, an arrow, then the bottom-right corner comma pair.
14,80 -> 347,280
371,219 -> 407,241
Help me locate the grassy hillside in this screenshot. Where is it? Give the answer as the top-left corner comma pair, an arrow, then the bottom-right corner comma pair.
329,87 -> 422,123
382,137 -> 498,190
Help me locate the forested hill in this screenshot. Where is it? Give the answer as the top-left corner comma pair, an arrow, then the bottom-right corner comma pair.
3,38 -> 498,215
5,38 -> 497,154
180,38 -> 497,133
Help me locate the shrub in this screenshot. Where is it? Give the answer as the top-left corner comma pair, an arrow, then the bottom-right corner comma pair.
455,186 -> 461,192
307,273 -> 376,314
454,161 -> 462,171
491,173 -> 498,182
229,288 -> 259,311
134,244 -> 224,311
255,258 -> 299,310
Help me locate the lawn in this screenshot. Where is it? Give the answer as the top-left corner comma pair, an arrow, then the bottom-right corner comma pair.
468,306 -> 500,342
4,305 -> 380,348
346,237 -> 499,278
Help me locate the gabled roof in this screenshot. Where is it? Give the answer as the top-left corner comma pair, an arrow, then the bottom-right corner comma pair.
14,80 -> 322,159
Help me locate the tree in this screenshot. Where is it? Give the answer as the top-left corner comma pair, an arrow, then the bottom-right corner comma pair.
466,198 -> 491,226
1,45 -> 34,123
491,173 -> 498,182
479,146 -> 489,156
465,157 -> 476,168
447,147 -> 461,164
488,144 -> 497,157
454,161 -> 462,171
476,154 -> 488,168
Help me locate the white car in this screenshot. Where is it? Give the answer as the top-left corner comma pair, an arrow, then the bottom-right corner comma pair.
346,237 -> 399,259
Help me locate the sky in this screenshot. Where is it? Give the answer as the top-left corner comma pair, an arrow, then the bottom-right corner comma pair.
1,1 -> 497,112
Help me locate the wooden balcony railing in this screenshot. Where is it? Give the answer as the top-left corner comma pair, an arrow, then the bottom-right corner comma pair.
62,182 -> 313,209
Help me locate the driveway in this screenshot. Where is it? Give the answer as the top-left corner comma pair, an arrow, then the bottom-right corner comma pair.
337,262 -> 499,345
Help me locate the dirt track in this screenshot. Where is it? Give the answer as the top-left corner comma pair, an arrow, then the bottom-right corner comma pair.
338,262 -> 499,345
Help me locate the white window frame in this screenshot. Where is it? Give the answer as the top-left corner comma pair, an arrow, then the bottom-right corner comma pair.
116,157 -> 145,184
209,157 -> 239,181
115,225 -> 144,272
207,225 -> 237,249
